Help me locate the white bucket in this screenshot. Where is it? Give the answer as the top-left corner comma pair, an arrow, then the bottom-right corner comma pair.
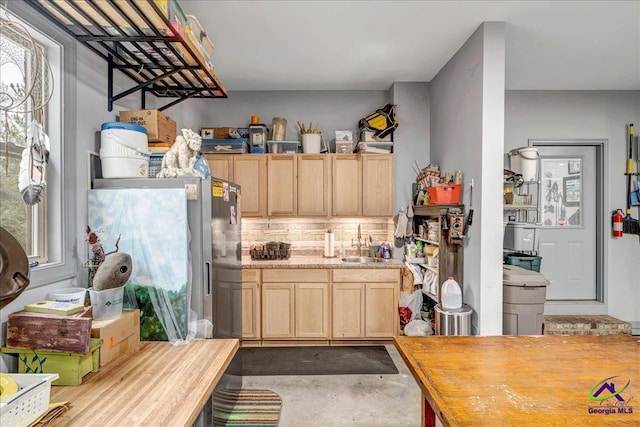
100,122 -> 150,178
301,133 -> 321,153
48,287 -> 87,305
88,286 -> 124,320
508,147 -> 539,182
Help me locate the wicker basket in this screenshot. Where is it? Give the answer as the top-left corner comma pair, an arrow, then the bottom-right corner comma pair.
250,246 -> 291,260
0,373 -> 59,427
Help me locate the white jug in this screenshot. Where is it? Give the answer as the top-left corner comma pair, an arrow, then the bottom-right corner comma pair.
441,276 -> 462,310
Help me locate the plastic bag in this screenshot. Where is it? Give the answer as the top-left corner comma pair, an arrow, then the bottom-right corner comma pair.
404,319 -> 434,336
400,290 -> 423,321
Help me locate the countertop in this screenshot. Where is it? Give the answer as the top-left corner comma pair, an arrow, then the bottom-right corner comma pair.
48,339 -> 239,426
395,335 -> 640,426
241,255 -> 404,269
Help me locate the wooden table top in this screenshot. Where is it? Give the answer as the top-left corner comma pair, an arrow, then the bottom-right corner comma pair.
394,335 -> 640,426
50,339 -> 239,426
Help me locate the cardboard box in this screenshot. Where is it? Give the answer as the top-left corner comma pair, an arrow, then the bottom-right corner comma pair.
201,127 -> 236,139
91,309 -> 140,367
6,306 -> 93,354
119,109 -> 177,144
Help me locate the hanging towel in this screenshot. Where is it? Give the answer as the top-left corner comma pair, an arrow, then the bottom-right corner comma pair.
394,207 -> 408,238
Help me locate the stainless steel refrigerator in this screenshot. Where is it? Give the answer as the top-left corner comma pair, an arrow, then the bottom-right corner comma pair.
90,176 -> 242,341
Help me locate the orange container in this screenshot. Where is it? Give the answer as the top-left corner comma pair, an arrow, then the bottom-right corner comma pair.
427,184 -> 462,204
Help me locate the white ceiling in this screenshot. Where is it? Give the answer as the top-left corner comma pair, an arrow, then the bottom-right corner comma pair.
181,0 -> 640,92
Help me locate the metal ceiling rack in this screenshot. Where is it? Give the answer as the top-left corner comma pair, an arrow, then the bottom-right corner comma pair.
25,0 -> 227,111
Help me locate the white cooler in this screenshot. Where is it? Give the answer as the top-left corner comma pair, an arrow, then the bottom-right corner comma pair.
503,265 -> 549,335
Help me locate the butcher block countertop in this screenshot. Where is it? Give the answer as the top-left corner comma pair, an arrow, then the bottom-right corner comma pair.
242,255 -> 403,269
395,335 -> 640,426
49,339 -> 239,426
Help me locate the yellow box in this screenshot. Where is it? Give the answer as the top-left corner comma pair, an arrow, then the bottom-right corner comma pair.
91,309 -> 140,367
119,109 -> 177,144
1,339 -> 102,386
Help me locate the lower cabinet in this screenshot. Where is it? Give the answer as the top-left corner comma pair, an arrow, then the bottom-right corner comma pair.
261,269 -> 330,340
332,269 -> 400,339
242,269 -> 261,340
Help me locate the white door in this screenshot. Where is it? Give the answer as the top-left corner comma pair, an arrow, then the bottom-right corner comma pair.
535,145 -> 598,300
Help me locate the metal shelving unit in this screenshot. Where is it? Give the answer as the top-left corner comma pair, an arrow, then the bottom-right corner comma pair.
26,0 -> 227,111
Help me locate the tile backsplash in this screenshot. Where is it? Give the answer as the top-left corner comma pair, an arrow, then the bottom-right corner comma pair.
242,218 -> 395,256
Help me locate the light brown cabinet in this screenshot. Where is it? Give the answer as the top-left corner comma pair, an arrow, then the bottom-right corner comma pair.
297,155 -> 330,216
241,269 -> 261,340
332,155 -> 362,216
332,268 -> 399,339
332,154 -> 394,216
363,155 -> 394,216
267,155 -> 296,216
207,153 -> 392,218
261,269 -> 330,340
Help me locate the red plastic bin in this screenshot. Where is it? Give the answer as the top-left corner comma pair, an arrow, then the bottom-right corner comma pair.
427,184 -> 462,204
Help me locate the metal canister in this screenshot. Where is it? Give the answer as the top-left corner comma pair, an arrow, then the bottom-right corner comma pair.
434,303 -> 472,335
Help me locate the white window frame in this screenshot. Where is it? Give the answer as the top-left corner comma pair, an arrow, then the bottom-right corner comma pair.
6,2 -> 77,287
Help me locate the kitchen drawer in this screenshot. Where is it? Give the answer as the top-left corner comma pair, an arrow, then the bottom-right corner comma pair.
332,268 -> 400,283
242,269 -> 260,282
262,269 -> 328,283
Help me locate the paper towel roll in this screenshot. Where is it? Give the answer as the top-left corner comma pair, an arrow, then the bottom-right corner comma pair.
324,230 -> 335,257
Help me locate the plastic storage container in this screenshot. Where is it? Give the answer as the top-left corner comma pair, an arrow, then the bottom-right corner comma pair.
88,286 -> 124,320
47,287 -> 86,305
249,124 -> 268,153
508,146 -> 539,182
503,265 -> 549,335
434,303 -> 472,335
426,184 -> 462,204
267,140 -> 300,154
503,222 -> 538,252
100,122 -> 150,178
504,252 -> 542,272
0,373 -> 59,427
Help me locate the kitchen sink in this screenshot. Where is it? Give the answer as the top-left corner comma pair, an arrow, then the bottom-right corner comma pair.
341,256 -> 390,264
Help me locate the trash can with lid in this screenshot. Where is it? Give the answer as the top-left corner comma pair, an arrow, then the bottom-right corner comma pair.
503,265 -> 550,335
435,303 -> 473,336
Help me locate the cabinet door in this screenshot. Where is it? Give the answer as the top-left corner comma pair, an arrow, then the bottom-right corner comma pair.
363,154 -> 394,216
242,270 -> 261,339
262,283 -> 295,338
332,283 -> 365,339
332,155 -> 362,216
204,154 -> 233,181
297,155 -> 330,216
365,283 -> 398,338
234,155 -> 266,217
295,283 -> 329,338
267,155 -> 296,216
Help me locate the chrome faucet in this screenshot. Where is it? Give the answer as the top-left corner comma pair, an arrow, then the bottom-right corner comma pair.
352,224 -> 364,256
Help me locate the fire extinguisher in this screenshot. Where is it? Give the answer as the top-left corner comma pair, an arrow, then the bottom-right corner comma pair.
612,209 -> 624,237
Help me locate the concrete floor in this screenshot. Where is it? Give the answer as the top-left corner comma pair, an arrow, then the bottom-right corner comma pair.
242,344 -> 422,426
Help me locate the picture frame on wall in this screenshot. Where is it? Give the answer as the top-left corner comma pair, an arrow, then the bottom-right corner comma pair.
568,160 -> 581,175
563,176 -> 581,207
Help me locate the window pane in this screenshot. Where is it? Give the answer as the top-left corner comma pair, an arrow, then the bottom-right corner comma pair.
540,157 -> 583,226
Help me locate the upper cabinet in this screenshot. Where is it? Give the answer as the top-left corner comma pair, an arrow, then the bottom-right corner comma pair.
234,155 -> 267,217
26,0 -> 227,111
332,155 -> 362,216
297,155 -> 330,216
332,154 -> 394,217
207,153 -> 393,218
363,155 -> 394,216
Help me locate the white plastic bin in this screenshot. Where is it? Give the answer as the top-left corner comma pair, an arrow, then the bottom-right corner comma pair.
508,146 -> 539,182
503,222 -> 538,252
100,122 -> 150,178
47,287 -> 86,305
503,265 -> 549,335
88,286 -> 124,320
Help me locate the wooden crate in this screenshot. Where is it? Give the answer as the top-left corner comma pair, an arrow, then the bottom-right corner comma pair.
6,306 -> 93,353
1,339 -> 102,386
91,309 -> 140,367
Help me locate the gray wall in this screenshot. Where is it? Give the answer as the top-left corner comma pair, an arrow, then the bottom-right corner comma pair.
505,90 -> 640,330
430,23 -> 506,335
171,90 -> 389,151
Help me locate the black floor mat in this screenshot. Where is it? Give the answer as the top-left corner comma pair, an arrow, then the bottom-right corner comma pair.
241,346 -> 399,376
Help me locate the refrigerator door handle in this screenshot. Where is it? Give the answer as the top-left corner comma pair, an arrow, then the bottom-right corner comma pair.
204,261 -> 212,296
